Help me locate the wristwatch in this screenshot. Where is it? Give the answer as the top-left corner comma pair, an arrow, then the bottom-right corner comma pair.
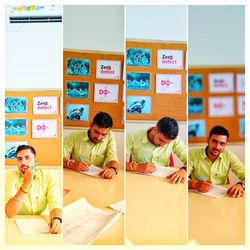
237,182 -> 245,190
52,217 -> 62,223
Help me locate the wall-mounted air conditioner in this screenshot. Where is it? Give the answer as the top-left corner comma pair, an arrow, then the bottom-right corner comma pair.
5,5 -> 63,89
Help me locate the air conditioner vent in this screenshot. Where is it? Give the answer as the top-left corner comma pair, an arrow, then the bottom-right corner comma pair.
9,15 -> 62,23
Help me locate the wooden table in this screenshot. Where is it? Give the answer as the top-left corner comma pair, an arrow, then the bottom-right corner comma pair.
126,171 -> 187,244
63,168 -> 124,245
5,215 -> 62,245
188,189 -> 245,244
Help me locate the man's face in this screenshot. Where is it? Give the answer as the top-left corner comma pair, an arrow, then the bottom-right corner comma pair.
16,149 -> 36,174
207,134 -> 228,157
89,124 -> 110,144
152,127 -> 172,147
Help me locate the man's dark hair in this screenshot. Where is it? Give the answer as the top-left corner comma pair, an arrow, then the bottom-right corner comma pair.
16,145 -> 36,156
156,117 -> 179,140
209,126 -> 229,139
93,112 -> 113,128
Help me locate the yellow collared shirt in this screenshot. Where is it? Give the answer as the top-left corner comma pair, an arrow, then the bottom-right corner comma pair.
63,130 -> 119,167
126,128 -> 187,166
5,168 -> 61,215
188,148 -> 245,184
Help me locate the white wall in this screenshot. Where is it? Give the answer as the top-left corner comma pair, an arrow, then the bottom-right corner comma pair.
126,5 -> 187,41
63,5 -> 124,52
188,5 -> 245,65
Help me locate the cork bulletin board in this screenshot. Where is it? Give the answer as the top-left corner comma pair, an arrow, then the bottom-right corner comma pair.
5,89 -> 62,167
188,66 -> 245,143
64,49 -> 124,130
126,39 -> 187,122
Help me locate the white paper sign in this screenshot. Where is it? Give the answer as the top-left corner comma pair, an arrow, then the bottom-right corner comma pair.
96,60 -> 121,80
237,96 -> 245,115
32,119 -> 57,138
157,49 -> 183,69
33,96 -> 58,115
236,73 -> 245,93
209,97 -> 234,117
209,73 -> 234,93
94,83 -> 119,103
156,74 -> 182,94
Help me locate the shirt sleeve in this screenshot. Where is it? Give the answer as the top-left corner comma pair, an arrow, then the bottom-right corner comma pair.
46,171 -> 62,212
126,132 -> 133,162
5,171 -> 19,204
229,151 -> 245,180
103,132 -> 119,166
63,133 -> 74,160
172,136 -> 187,165
188,150 -> 195,176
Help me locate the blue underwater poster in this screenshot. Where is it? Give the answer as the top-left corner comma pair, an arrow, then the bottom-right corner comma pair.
67,58 -> 90,76
67,104 -> 89,121
126,48 -> 151,67
5,97 -> 27,113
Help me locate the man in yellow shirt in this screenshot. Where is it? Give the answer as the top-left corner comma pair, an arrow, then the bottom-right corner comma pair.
126,117 -> 187,184
5,145 -> 62,234
64,112 -> 119,179
188,126 -> 245,198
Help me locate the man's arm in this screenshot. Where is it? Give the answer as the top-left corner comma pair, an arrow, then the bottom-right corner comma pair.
49,208 -> 62,234
5,169 -> 36,218
63,157 -> 89,172
167,137 -> 187,184
100,132 -> 119,179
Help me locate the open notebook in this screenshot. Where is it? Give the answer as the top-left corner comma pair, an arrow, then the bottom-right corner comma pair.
63,197 -> 121,245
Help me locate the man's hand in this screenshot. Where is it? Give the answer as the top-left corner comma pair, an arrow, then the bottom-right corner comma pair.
227,183 -> 244,198
167,168 -> 186,184
134,162 -> 156,174
48,219 -> 62,234
70,161 -> 89,172
22,168 -> 36,188
192,180 -> 213,192
100,168 -> 116,179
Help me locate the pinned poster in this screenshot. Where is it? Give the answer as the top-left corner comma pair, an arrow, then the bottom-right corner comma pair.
126,48 -> 151,67
240,118 -> 245,137
209,97 -> 234,117
236,73 -> 245,93
188,98 -> 203,115
5,141 -> 28,159
188,74 -> 203,92
94,83 -> 119,103
96,60 -> 121,80
67,58 -> 90,76
188,120 -> 205,138
67,104 -> 89,121
237,96 -> 245,115
208,73 -> 234,93
157,49 -> 183,70
32,119 -> 57,138
5,97 -> 27,113
155,74 -> 182,94
127,72 -> 150,90
5,119 -> 27,136
33,96 -> 58,115
127,96 -> 151,114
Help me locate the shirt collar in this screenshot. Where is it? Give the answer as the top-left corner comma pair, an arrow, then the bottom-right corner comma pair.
202,146 -> 223,160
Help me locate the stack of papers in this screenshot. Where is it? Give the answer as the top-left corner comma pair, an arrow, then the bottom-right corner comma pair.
78,165 -> 103,177
63,197 -> 121,244
193,185 -> 228,198
16,218 -> 49,234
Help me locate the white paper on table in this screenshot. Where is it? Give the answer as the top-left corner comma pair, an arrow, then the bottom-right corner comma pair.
78,165 -> 103,177
135,166 -> 177,177
15,218 -> 49,234
193,185 -> 228,198
109,200 -> 125,214
63,197 -> 121,245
